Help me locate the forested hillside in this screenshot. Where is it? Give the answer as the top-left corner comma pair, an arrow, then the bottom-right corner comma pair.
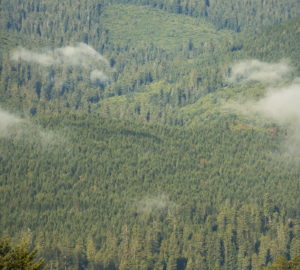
0,0 -> 300,269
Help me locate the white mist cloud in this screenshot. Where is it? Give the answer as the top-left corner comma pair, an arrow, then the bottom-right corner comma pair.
0,107 -> 65,148
253,82 -> 300,156
11,43 -> 109,67
229,60 -> 291,83
0,108 -> 22,135
136,195 -> 176,214
90,69 -> 109,83
11,48 -> 56,66
255,83 -> 300,124
54,43 -> 109,67
11,43 -> 109,81
226,59 -> 300,156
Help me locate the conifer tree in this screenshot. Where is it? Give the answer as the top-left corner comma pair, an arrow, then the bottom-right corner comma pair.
0,237 -> 46,270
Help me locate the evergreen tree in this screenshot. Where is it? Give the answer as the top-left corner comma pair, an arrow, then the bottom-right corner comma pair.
0,237 -> 46,270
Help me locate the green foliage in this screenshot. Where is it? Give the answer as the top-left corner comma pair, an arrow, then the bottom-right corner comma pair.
262,257 -> 300,270
0,237 -> 45,270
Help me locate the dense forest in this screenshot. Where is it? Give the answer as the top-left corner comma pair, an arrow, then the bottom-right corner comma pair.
0,0 -> 300,269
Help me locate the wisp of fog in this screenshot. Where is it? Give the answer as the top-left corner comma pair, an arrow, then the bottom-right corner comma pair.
90,69 -> 109,83
255,83 -> 300,124
0,108 -> 22,135
228,59 -> 300,156
135,195 -> 176,215
229,59 -> 291,83
11,43 -> 109,82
